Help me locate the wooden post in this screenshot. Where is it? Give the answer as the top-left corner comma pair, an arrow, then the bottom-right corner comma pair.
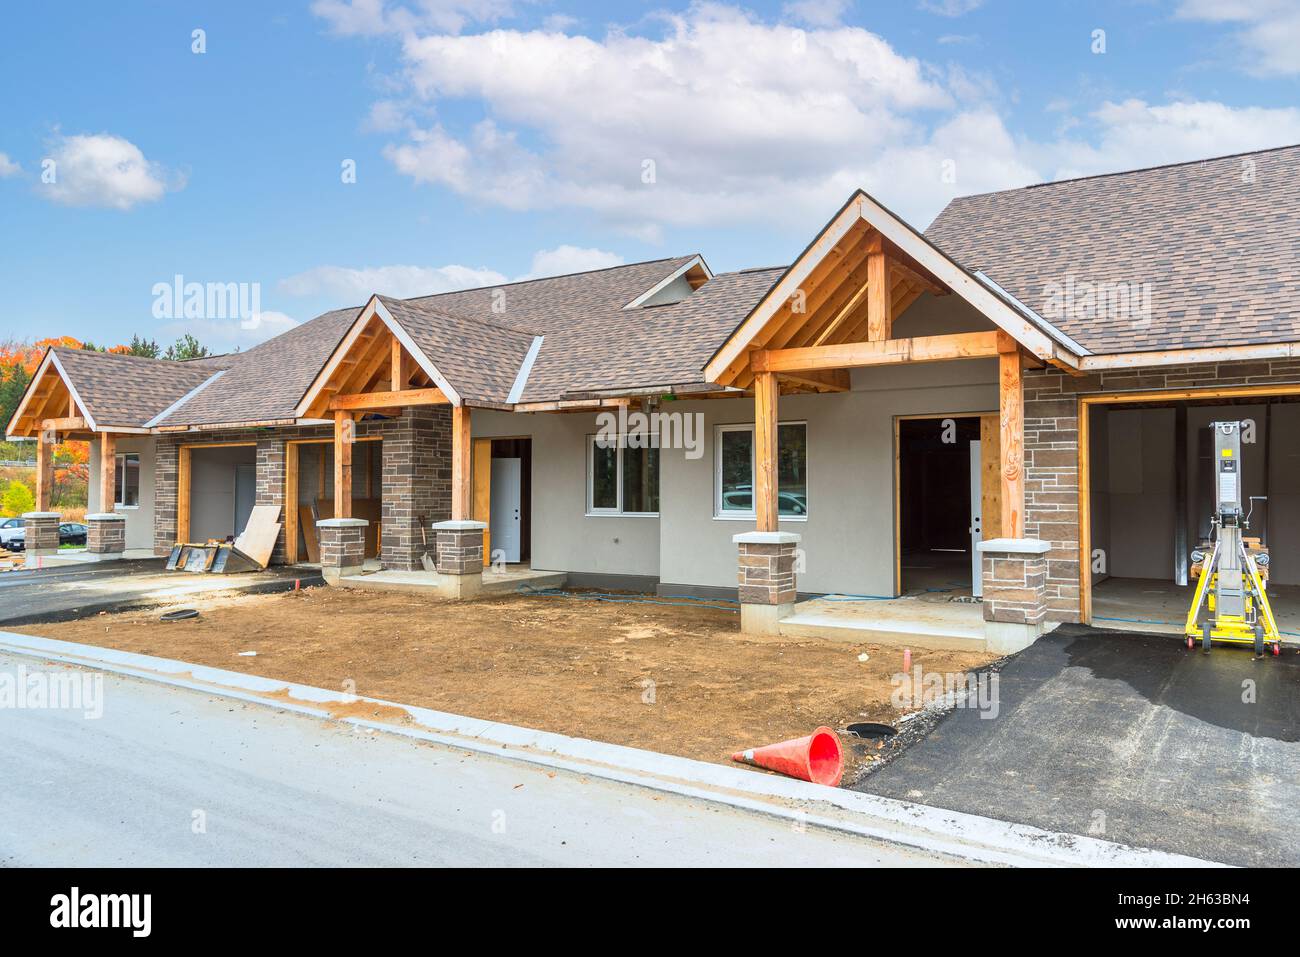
451,405 -> 472,521
754,371 -> 778,532
472,437 -> 492,566
99,431 -> 117,512
35,429 -> 54,512
998,333 -> 1024,538
391,337 -> 404,391
177,445 -> 192,542
866,251 -> 891,342
334,410 -> 353,518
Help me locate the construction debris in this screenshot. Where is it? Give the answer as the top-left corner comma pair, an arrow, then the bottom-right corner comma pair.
166,505 -> 282,575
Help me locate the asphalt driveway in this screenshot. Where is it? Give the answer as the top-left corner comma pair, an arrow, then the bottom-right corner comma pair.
0,559 -> 320,626
855,625 -> 1300,867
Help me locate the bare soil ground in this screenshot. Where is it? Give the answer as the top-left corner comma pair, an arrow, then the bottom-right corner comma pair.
14,587 -> 996,775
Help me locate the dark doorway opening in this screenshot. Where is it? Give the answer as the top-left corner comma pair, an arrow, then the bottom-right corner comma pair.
898,416 -> 981,596
489,438 -> 532,564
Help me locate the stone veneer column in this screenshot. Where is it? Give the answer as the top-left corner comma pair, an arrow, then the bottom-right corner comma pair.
85,513 -> 126,558
434,519 -> 487,599
977,537 -> 1050,653
317,518 -> 368,585
733,531 -> 800,635
22,512 -> 61,558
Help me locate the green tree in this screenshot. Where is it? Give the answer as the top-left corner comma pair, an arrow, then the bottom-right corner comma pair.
126,335 -> 161,358
164,334 -> 210,361
1,478 -> 34,517
0,364 -> 31,434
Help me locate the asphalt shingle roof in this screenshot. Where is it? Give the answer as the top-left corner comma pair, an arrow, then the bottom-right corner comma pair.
49,348 -> 225,428
925,144 -> 1300,355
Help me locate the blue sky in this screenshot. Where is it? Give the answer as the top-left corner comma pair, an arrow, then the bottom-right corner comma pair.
1,0 -> 1297,351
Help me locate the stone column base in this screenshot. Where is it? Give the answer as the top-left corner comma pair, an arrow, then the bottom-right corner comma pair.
85,513 -> 127,558
22,512 -> 61,557
434,520 -> 487,599
733,530 -> 800,635
978,537 -> 1050,652
317,518 -> 368,585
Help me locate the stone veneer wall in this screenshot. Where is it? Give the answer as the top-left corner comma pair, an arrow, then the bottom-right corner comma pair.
1024,357 -> 1300,623
153,406 -> 451,569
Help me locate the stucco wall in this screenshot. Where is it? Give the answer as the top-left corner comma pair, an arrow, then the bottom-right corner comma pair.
87,435 -> 157,551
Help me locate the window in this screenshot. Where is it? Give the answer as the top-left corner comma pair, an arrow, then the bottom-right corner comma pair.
715,422 -> 808,519
587,435 -> 659,515
114,452 -> 140,507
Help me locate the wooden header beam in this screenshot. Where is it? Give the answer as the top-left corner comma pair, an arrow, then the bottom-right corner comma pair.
328,387 -> 448,412
752,331 -> 999,374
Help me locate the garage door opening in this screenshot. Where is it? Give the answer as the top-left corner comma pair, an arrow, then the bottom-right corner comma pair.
1083,391 -> 1300,638
896,415 -> 985,597
286,438 -> 383,564
182,443 -> 258,543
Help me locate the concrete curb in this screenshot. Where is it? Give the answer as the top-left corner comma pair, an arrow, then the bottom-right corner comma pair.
0,630 -> 1224,868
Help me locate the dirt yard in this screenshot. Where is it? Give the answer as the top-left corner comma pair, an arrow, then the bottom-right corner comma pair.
14,587 -> 996,776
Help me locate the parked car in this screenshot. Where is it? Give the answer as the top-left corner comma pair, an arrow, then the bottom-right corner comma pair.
721,489 -> 808,516
0,517 -> 25,550
60,523 -> 88,546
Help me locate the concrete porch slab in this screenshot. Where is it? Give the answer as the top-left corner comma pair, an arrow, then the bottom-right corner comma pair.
778,594 -> 987,651
336,563 -> 567,597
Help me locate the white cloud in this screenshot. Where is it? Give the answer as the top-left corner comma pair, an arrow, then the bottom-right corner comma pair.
279,245 -> 627,303
163,310 -> 300,353
1177,0 -> 1300,76
311,0 -> 520,36
323,4 -> 1300,232
280,263 -> 509,301
40,133 -> 179,210
919,0 -> 983,17
0,153 -> 20,178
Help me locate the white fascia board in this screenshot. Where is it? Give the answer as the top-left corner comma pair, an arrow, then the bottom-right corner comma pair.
623,256 -> 713,310
144,369 -> 227,428
1080,341 -> 1300,370
48,352 -> 97,431
973,271 -> 1092,357
506,336 -> 544,404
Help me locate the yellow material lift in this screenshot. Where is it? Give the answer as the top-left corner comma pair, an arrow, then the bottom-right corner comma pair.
1184,421 -> 1282,655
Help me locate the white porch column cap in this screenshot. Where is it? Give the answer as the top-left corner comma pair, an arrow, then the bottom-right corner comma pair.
977,537 -> 1050,555
433,520 -> 488,531
84,513 -> 126,521
316,518 -> 369,528
22,512 -> 61,519
732,531 -> 802,545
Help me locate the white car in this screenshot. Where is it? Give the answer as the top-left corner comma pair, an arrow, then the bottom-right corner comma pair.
0,517 -> 24,548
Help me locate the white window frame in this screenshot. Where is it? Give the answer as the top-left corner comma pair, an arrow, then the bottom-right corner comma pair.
114,451 -> 141,509
713,421 -> 809,521
585,434 -> 660,517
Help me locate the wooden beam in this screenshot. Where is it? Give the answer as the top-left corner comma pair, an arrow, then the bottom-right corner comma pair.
99,432 -> 116,513
328,387 -> 449,412
473,437 -> 492,566
391,338 -> 405,391
778,369 -> 851,392
41,416 -> 86,432
866,251 -> 891,341
753,331 -> 999,374
34,431 -> 53,512
754,371 -> 778,532
177,446 -> 192,542
998,333 -> 1024,538
334,410 -> 353,518
888,256 -> 945,297
451,405 -> 472,521
285,442 -> 300,564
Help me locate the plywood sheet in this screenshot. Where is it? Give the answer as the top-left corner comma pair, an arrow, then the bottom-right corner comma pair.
299,505 -> 321,563
233,504 -> 282,569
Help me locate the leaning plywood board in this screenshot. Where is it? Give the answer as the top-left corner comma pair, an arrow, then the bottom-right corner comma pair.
299,505 -> 321,563
233,504 -> 282,569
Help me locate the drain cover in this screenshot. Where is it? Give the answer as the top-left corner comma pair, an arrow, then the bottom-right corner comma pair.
160,608 -> 200,622
846,722 -> 897,739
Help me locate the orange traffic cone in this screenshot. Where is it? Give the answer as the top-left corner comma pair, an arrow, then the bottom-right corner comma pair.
731,726 -> 843,786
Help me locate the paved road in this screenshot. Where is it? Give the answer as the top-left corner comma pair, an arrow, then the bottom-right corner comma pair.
0,560 -> 319,626
858,626 -> 1300,867
0,653 -> 955,867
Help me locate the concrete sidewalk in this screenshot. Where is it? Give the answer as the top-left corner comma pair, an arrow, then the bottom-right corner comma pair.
0,559 -> 321,626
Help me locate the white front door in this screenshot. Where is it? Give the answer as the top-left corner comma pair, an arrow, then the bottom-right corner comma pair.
490,457 -> 522,563
969,440 -> 983,597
